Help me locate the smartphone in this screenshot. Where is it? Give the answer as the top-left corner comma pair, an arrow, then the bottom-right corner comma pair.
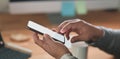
27,21 -> 65,43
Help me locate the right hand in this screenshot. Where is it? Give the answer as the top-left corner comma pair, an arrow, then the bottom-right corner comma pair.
57,19 -> 104,43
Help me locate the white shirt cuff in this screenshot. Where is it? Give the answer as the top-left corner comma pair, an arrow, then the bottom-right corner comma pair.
60,53 -> 78,59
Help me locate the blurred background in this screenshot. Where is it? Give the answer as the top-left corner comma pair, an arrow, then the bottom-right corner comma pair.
0,0 -> 120,59
0,0 -> 120,30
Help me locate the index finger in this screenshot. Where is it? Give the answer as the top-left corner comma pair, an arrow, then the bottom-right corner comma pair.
58,20 -> 72,33
60,23 -> 73,34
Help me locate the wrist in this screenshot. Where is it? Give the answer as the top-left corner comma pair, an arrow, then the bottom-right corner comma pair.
93,26 -> 105,42
86,26 -> 105,44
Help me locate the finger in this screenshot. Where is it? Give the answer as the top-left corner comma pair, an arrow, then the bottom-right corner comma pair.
33,32 -> 44,45
58,20 -> 72,33
60,23 -> 72,33
65,29 -> 72,40
71,36 -> 83,43
33,33 -> 39,40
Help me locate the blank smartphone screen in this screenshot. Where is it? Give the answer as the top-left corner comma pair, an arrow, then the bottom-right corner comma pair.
27,21 -> 65,43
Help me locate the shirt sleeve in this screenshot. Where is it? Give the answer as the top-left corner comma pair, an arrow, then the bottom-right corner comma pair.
88,27 -> 120,57
60,53 -> 78,59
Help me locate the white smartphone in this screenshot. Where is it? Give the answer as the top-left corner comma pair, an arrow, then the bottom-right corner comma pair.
27,21 -> 65,43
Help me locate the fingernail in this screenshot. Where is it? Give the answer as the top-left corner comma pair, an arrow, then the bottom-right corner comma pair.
60,30 -> 64,33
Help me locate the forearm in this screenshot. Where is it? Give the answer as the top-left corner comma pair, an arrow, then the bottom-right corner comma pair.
91,27 -> 120,57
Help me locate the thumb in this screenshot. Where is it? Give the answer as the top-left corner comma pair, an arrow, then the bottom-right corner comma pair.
71,36 -> 82,43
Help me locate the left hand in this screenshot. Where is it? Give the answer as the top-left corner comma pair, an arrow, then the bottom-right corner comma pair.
33,33 -> 71,59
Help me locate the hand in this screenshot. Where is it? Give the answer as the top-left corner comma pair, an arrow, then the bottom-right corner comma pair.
57,19 -> 104,43
33,33 -> 71,59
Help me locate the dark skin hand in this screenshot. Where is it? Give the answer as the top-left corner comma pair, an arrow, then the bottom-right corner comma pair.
57,19 -> 103,42
33,19 -> 104,59
33,33 -> 71,59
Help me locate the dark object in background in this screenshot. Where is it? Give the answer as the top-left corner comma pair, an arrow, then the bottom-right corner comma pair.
0,33 -> 31,59
104,9 -> 119,12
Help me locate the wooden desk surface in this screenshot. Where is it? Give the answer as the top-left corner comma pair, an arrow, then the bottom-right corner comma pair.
1,29 -> 114,59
